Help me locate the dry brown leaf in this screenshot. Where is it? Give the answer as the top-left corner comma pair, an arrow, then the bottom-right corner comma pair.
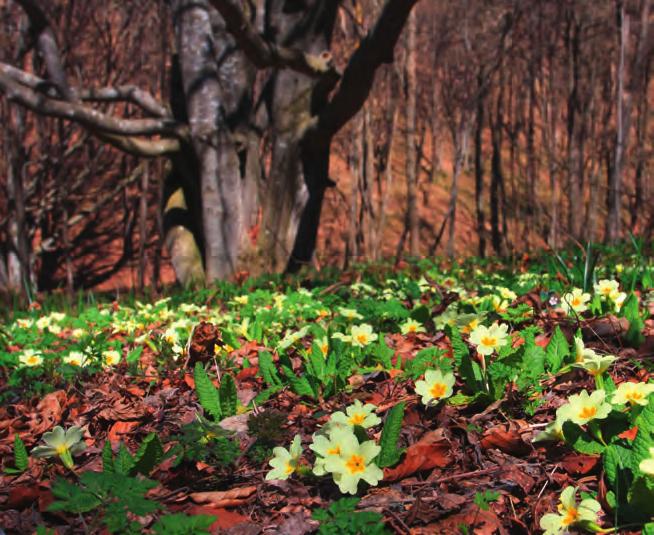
480,426 -> 531,457
560,454 -> 600,475
190,486 -> 257,507
30,390 -> 67,434
383,430 -> 451,481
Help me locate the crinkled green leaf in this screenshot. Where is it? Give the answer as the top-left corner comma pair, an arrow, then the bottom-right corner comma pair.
194,362 -> 222,421
377,402 -> 405,468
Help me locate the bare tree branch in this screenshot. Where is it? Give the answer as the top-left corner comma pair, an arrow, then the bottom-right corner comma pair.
1,62 -> 170,117
15,0 -> 76,100
0,67 -> 189,140
318,0 -> 419,137
206,0 -> 339,80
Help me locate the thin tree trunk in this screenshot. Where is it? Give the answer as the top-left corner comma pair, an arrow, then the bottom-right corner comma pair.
405,9 -> 419,257
474,71 -> 486,258
138,162 -> 149,291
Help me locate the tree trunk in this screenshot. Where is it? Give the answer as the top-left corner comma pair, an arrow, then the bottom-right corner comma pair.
474,71 -> 486,258
405,9 -> 419,257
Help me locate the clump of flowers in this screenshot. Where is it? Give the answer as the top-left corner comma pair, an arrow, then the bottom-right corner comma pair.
265,434 -> 303,480
329,400 -> 381,429
594,279 -> 627,311
318,429 -> 383,495
32,426 -> 87,469
560,288 -> 591,315
539,486 -> 602,535
414,369 -> 455,406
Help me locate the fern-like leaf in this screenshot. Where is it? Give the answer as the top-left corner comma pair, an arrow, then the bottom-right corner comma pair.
194,362 -> 222,421
130,433 -> 164,476
377,402 -> 405,468
219,374 -> 237,417
13,434 -> 29,472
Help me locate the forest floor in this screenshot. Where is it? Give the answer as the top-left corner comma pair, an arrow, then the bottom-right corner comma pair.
1,244 -> 653,534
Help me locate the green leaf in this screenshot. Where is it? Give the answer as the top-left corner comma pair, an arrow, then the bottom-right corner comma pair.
151,513 -> 216,535
126,346 -> 144,364
114,443 -> 136,475
643,522 -> 654,535
102,440 -> 115,473
219,373 -> 238,418
604,444 -> 636,494
545,326 -> 569,373
48,477 -> 102,514
282,365 -> 316,398
130,433 -> 164,476
13,434 -> 29,472
194,362 -> 222,421
377,402 -> 405,468
622,293 -> 645,347
258,351 -> 282,388
448,326 -> 484,392
634,397 -> 654,465
562,422 -> 605,454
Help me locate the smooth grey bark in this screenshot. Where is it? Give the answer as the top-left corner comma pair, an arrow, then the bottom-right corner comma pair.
405,9 -> 419,257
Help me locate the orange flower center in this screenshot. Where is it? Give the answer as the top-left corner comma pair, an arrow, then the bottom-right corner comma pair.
430,383 -> 447,399
571,297 -> 581,306
349,413 -> 366,425
284,463 -> 294,475
579,406 -> 597,419
481,336 -> 497,347
626,391 -> 643,402
28,356 -> 39,364
562,507 -> 579,526
345,454 -> 366,474
356,334 -> 368,344
327,446 -> 341,456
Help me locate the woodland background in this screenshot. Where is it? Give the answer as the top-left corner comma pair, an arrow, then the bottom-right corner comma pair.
0,0 -> 652,294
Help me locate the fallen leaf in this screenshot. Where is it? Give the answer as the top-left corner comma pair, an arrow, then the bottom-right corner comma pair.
560,454 -> 600,475
481,426 -> 531,457
384,430 -> 451,481
108,421 -> 140,442
30,390 -> 67,434
190,486 -> 257,507
187,505 -> 251,530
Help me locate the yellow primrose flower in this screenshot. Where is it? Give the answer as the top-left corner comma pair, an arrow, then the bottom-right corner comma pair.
639,447 -> 654,477
339,307 -> 363,321
469,322 -> 509,356
237,317 -> 250,338
317,308 -> 330,319
317,337 -> 329,357
71,328 -> 86,339
573,337 -> 595,363
613,291 -> 627,311
330,400 -> 381,429
36,316 -> 51,330
265,434 -> 302,480
594,279 -> 620,300
615,263 -> 624,274
572,350 -> 616,377
102,350 -> 122,367
400,318 -> 425,335
460,315 -> 481,335
321,431 -> 383,495
539,486 -> 601,535
19,349 -> 43,367
611,382 -> 654,406
558,389 -> 612,426
233,295 -> 249,305
162,327 -> 179,346
310,427 -> 355,476
561,288 -> 591,315
414,369 -> 455,406
349,324 -> 378,347
31,425 -> 86,469
491,296 -> 509,314
499,287 -> 517,301
63,351 -> 88,367
16,318 -> 33,328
